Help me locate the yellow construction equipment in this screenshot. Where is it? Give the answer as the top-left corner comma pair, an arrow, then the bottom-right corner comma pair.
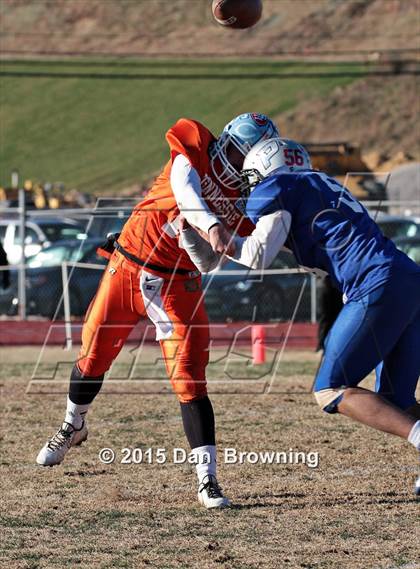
305,142 -> 387,200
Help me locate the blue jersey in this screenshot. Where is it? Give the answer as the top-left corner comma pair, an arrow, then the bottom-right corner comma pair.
245,170 -> 419,302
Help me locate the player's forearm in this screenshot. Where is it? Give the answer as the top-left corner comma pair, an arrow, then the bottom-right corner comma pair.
181,226 -> 222,273
171,154 -> 219,234
229,211 -> 291,270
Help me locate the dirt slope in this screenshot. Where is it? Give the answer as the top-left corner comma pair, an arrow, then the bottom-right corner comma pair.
1,0 -> 418,56
277,75 -> 420,158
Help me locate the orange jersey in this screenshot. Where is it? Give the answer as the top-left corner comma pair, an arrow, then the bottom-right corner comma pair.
118,118 -> 255,277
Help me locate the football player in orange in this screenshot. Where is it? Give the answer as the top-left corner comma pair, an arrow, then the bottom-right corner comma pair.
37,113 -> 280,508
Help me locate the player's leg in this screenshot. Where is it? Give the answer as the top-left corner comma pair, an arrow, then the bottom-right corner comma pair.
336,277 -> 419,434
374,310 -> 420,494
313,274 -> 420,490
374,310 -> 420,416
140,271 -> 229,508
67,259 -> 142,423
314,276 -> 418,430
336,388 -> 415,436
162,305 -> 229,509
376,361 -> 420,421
37,253 -> 142,466
314,309 -> 416,437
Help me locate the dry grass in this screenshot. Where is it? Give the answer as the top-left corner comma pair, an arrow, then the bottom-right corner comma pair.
0,347 -> 419,569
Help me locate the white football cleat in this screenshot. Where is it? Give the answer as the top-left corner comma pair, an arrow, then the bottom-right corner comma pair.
198,474 -> 231,509
36,421 -> 88,467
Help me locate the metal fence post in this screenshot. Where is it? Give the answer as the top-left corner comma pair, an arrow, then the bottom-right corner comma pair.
18,186 -> 27,320
61,262 -> 73,351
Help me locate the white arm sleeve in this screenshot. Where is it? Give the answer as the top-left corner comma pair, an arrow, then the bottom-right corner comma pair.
230,210 -> 291,270
170,154 -> 219,233
180,227 -> 222,273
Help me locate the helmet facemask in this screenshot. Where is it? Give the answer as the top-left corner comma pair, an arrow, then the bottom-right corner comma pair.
210,113 -> 280,192
209,134 -> 250,192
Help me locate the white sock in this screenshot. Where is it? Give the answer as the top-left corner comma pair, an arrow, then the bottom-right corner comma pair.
407,420 -> 420,451
64,397 -> 90,430
192,445 -> 217,483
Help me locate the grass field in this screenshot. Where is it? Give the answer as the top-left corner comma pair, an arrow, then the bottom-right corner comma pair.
1,346 -> 419,569
0,59 -> 362,193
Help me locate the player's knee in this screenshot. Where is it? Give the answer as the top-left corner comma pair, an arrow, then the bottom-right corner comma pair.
172,377 -> 208,403
177,391 -> 208,404
78,356 -> 111,377
313,388 -> 345,414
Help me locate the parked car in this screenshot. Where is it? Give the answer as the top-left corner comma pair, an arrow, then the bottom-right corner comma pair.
87,210 -> 130,238
374,213 -> 420,240
0,238 -> 106,318
203,251 -> 313,322
394,236 -> 420,264
0,217 -> 88,264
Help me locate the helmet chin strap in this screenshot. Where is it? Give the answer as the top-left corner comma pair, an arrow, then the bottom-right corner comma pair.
240,168 -> 265,197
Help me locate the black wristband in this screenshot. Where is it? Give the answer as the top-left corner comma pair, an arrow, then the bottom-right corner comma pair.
208,222 -> 221,232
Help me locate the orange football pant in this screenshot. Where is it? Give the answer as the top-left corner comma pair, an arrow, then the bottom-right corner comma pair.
77,250 -> 210,402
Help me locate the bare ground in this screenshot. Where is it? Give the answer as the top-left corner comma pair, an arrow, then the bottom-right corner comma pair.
1,347 -> 419,569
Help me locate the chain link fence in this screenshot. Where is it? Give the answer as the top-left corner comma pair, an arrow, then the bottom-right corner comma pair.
0,260 -> 317,326
0,199 -> 418,324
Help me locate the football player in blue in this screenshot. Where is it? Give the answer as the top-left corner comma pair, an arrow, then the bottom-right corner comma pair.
181,137 -> 420,495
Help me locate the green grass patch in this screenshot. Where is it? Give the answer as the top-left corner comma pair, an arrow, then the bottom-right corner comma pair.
0,58 -> 363,193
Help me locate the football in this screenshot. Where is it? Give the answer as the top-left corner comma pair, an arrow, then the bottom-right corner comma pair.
212,0 -> 263,29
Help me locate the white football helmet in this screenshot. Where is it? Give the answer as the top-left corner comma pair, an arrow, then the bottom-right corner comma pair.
242,137 -> 312,192
210,113 -> 280,190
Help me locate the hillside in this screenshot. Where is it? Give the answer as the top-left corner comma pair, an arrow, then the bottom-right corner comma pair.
0,0 -> 418,194
1,0 -> 418,56
0,59 -> 360,192
278,74 -> 420,158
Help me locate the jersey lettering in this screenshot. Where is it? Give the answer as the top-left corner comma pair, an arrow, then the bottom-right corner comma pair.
201,174 -> 243,227
322,174 -> 364,214
259,139 -> 281,170
284,148 -> 304,167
